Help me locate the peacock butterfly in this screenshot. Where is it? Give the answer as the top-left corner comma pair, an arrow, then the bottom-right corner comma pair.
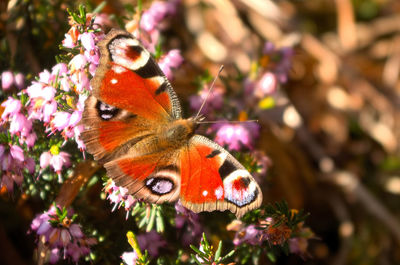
81,29 -> 262,218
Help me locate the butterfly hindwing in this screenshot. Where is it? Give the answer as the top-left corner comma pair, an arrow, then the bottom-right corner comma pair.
180,135 -> 263,218
104,147 -> 181,204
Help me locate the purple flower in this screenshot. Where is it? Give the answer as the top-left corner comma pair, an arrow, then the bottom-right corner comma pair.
233,224 -> 264,246
30,206 -> 96,264
175,201 -> 202,245
189,85 -> 224,116
261,42 -> 293,83
1,71 -> 14,90
137,231 -> 166,257
213,122 -> 260,151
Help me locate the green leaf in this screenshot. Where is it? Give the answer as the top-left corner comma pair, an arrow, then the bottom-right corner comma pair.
92,1 -> 107,14
146,205 -> 156,232
214,241 -> 222,261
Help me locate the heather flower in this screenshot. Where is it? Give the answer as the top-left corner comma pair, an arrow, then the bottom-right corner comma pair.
1,97 -> 22,120
39,147 -> 71,179
158,49 -> 184,80
14,73 -> 25,89
1,71 -> 14,90
137,230 -> 166,257
233,224 -> 263,246
189,85 -> 224,116
9,113 -> 33,138
213,122 -> 260,151
261,42 -> 293,83
30,205 -> 96,264
175,201 -> 202,245
254,72 -> 277,98
139,0 -> 179,32
104,179 -> 137,217
121,251 -> 138,265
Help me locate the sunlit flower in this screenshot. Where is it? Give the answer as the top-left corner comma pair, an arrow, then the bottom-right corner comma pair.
158,49 -> 184,80
1,71 -> 14,90
121,251 -> 138,265
214,122 -> 259,151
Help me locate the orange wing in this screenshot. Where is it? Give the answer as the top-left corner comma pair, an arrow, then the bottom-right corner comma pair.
82,29 -> 182,162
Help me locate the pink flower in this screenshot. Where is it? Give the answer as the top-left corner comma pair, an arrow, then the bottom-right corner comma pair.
255,72 -> 277,97
51,63 -> 68,76
158,49 -> 183,80
50,151 -> 71,173
214,122 -> 260,151
51,111 -> 71,131
14,73 -> 25,89
1,97 -> 22,120
69,54 -> 87,71
9,113 -> 32,136
1,71 -> 14,90
39,150 -> 71,177
10,145 -> 24,162
40,151 -> 52,169
140,0 -> 179,31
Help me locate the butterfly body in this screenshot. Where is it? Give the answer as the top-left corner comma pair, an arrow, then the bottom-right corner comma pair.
82,29 -> 262,217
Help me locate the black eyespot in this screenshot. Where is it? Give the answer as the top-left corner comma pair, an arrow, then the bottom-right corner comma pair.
96,100 -> 119,120
145,177 -> 174,195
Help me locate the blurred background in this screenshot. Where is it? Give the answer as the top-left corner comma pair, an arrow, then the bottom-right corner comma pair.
1,0 -> 400,264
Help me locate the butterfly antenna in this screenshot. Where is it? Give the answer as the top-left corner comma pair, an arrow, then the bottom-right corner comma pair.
197,119 -> 259,124
194,65 -> 224,120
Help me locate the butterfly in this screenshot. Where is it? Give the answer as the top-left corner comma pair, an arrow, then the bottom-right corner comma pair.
81,29 -> 262,218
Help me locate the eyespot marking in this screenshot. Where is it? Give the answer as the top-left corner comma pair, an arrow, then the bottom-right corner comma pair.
96,100 -> 119,120
145,177 -> 174,195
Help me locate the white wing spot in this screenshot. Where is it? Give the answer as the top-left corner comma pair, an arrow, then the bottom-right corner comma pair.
215,186 -> 224,199
202,190 -> 208,197
111,78 -> 118,84
112,65 -> 126,74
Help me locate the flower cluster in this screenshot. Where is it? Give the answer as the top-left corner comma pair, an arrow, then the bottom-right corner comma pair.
1,71 -> 25,91
0,144 -> 34,193
175,201 -> 203,246
132,0 -> 180,53
30,205 -> 96,264
104,179 -> 137,218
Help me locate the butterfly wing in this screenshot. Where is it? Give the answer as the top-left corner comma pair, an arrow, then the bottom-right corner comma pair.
104,144 -> 181,204
180,135 -> 263,218
82,29 -> 182,163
